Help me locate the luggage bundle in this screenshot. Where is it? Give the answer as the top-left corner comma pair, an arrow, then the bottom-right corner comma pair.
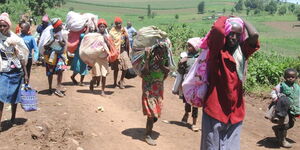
79,33 -> 109,67
130,26 -> 170,76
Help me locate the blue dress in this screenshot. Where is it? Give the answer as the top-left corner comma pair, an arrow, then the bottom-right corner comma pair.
70,34 -> 88,75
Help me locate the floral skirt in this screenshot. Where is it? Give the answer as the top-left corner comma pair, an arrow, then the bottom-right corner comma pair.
142,80 -> 164,118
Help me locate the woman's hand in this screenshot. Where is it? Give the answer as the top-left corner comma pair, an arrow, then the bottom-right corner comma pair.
24,74 -> 29,84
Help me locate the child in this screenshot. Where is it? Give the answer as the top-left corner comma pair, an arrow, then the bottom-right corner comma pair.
177,37 -> 201,132
269,68 -> 300,148
20,22 -> 39,81
141,43 -> 170,146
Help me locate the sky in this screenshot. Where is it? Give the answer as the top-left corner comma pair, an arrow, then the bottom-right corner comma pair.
284,0 -> 299,4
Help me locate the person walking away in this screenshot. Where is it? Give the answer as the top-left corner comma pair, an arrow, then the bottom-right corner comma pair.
42,18 -> 67,97
20,22 -> 39,81
70,28 -> 89,86
126,21 -> 137,49
109,17 -> 131,89
178,38 -> 201,132
141,42 -> 171,146
200,16 -> 260,150
0,13 -> 29,130
89,18 -> 111,96
269,68 -> 300,148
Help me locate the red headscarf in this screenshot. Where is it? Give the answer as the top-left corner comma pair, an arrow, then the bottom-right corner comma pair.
52,19 -> 63,29
114,17 -> 122,23
98,18 -> 107,27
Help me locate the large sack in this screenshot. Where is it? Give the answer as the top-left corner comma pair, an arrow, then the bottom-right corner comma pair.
131,26 -> 172,76
132,26 -> 168,50
66,11 -> 88,32
79,33 -> 109,67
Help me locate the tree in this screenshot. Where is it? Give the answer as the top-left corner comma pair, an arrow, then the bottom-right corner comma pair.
231,7 -> 235,15
223,8 -> 226,14
278,5 -> 287,15
235,0 -> 244,12
147,4 -> 151,18
246,8 -> 251,15
198,1 -> 205,14
175,14 -> 179,19
265,0 -> 277,15
288,4 -> 295,13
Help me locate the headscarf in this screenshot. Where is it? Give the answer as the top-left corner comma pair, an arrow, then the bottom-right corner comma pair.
0,13 -> 12,28
98,18 -> 107,27
42,14 -> 49,22
114,17 -> 123,23
200,16 -> 247,49
224,17 -> 247,42
51,18 -> 63,29
187,37 -> 202,50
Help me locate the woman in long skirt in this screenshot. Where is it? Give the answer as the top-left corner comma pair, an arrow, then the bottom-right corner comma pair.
0,13 -> 29,131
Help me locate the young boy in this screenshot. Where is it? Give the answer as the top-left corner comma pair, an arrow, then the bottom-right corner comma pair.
20,22 -> 39,81
177,37 -> 201,131
269,68 -> 300,148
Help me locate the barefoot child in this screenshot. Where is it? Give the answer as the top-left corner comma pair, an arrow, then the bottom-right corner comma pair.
177,38 -> 201,131
269,68 -> 300,148
141,43 -> 170,146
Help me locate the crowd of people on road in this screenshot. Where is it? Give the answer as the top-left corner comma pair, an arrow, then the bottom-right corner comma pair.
0,11 -> 299,150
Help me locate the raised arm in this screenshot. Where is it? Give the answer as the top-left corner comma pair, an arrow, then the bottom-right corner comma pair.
244,20 -> 259,47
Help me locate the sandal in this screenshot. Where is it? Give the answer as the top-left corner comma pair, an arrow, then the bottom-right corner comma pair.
145,135 -> 157,146
191,125 -> 200,132
54,90 -> 64,97
118,81 -> 125,89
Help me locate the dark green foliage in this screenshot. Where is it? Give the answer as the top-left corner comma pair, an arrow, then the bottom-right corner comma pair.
175,14 -> 179,19
265,0 -> 277,15
288,4 -> 295,13
198,1 -> 205,14
147,4 -> 151,17
278,5 -> 287,15
235,0 -> 244,12
245,51 -> 300,91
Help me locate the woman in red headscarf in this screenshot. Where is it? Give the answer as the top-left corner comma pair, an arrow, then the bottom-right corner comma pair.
42,18 -> 67,97
109,16 -> 131,89
89,18 -> 114,96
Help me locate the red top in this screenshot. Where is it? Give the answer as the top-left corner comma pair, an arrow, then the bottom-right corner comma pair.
204,16 -> 260,124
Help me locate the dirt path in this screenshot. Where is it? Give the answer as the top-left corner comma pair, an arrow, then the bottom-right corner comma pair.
0,65 -> 299,150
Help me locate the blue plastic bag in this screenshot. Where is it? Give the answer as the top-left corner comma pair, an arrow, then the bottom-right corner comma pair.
20,84 -> 38,112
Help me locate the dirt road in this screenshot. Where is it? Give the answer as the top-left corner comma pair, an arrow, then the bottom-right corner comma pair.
0,66 -> 299,150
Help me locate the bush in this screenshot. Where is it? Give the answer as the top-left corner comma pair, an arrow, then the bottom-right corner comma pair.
278,5 -> 287,15
245,51 -> 300,91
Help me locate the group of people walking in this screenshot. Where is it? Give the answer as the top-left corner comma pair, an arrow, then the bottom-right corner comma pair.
0,11 -> 299,150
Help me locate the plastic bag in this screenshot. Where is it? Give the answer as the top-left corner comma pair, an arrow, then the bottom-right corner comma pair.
20,84 -> 38,112
182,49 -> 209,107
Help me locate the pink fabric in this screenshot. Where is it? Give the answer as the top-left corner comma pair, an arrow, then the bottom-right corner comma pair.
187,37 -> 202,50
67,29 -> 84,53
42,15 -> 49,22
225,17 -> 246,42
0,13 -> 11,28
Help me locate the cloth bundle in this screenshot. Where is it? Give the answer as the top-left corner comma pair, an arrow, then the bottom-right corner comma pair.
79,33 -> 109,67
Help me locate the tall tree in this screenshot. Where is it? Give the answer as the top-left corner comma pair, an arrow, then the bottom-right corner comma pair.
198,1 -> 205,14
235,0 -> 244,12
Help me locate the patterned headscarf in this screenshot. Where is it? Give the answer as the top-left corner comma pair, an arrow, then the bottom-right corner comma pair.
0,13 -> 11,28
225,17 -> 247,42
51,18 -> 63,29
